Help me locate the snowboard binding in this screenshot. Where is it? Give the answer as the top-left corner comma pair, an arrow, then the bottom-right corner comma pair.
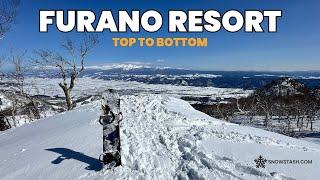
99,151 -> 121,167
99,111 -> 115,125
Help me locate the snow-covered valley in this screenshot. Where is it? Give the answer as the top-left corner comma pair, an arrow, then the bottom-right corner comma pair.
20,77 -> 250,102
1,95 -> 319,180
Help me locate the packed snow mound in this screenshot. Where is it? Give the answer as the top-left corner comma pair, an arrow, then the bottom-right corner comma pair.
1,95 -> 320,180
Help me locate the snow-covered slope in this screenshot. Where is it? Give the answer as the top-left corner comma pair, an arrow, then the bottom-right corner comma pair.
1,95 -> 319,180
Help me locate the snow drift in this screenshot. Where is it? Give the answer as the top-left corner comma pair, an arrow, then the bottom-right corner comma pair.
0,95 -> 319,180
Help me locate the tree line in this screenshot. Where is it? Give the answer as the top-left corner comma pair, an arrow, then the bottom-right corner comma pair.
193,78 -> 320,136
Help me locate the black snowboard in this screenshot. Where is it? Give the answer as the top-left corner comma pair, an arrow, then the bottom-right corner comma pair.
99,89 -> 122,168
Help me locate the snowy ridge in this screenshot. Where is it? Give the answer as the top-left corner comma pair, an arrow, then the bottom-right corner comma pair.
1,95 -> 320,179
32,63 -> 176,73
86,63 -> 152,71
85,63 -> 179,71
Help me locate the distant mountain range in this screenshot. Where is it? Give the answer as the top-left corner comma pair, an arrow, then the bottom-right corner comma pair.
27,63 -> 320,90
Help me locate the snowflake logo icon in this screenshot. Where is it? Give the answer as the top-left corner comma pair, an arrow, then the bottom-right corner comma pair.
254,155 -> 267,168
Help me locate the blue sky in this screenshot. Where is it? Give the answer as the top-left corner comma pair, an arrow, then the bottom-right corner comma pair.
0,0 -> 319,71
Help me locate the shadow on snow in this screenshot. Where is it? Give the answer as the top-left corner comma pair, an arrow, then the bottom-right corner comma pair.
45,148 -> 102,171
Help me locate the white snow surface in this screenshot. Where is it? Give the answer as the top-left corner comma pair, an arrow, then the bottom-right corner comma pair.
1,95 -> 320,180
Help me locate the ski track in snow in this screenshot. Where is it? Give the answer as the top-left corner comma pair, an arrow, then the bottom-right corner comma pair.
119,95 -> 258,180
99,95 -> 320,180
1,95 -> 320,180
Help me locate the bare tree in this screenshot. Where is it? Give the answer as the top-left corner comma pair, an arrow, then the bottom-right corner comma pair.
10,50 -> 26,92
0,0 -> 20,40
9,50 -> 41,120
0,55 -> 10,130
0,55 -> 5,79
0,56 -> 4,66
34,34 -> 98,110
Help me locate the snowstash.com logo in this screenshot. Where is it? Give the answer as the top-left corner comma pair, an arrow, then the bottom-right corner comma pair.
254,155 -> 312,168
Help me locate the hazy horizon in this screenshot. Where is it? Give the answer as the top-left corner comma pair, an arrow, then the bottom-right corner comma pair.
0,0 -> 319,71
